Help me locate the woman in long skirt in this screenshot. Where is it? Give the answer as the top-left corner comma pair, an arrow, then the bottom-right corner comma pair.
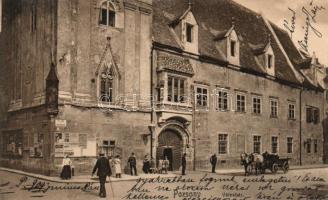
114,155 -> 122,178
60,155 -> 72,179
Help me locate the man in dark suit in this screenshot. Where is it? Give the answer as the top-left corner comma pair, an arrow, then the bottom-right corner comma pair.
92,153 -> 112,198
128,152 -> 137,176
210,154 -> 217,173
181,153 -> 187,175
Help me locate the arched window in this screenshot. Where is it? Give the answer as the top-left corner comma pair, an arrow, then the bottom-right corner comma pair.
100,1 -> 115,27
100,64 -> 115,102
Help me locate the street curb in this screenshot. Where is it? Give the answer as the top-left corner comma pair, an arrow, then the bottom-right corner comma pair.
1,165 -> 327,184
0,167 -> 178,184
198,165 -> 328,175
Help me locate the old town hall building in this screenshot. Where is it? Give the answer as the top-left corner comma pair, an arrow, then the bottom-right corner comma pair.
0,0 -> 327,175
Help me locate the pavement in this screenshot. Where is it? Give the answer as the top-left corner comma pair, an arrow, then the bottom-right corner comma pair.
1,163 -> 327,184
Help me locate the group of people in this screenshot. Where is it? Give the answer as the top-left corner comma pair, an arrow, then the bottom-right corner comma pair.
61,152 -> 218,198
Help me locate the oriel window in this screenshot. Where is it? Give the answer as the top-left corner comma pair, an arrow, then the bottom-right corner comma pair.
167,76 -> 185,103
100,1 -> 116,27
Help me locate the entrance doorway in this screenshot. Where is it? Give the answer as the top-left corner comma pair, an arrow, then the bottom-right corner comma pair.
157,129 -> 183,171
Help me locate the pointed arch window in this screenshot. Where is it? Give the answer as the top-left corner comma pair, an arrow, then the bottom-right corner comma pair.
100,64 -> 115,103
100,1 -> 116,27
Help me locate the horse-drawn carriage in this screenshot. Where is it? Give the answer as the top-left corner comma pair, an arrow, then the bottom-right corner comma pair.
240,152 -> 290,176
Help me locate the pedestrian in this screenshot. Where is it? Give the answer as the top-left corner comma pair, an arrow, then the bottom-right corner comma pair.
128,152 -> 137,176
210,153 -> 217,173
114,155 -> 122,178
163,156 -> 169,174
92,153 -> 112,198
60,155 -> 72,179
142,154 -> 150,174
181,153 -> 187,175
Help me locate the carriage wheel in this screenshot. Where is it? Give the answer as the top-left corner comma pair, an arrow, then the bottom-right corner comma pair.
282,162 -> 289,173
271,163 -> 278,174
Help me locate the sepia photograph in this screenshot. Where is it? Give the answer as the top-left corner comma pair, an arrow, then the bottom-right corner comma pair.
0,0 -> 328,199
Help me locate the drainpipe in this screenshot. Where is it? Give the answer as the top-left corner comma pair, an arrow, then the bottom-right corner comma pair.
150,46 -> 154,159
299,87 -> 303,166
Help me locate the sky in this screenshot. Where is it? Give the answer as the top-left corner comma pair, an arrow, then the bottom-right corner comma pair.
234,0 -> 328,66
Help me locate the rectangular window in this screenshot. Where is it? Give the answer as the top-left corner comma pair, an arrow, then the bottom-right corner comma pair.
287,137 -> 293,153
186,23 -> 193,43
230,40 -> 236,57
218,134 -> 228,154
306,107 -> 319,124
253,136 -> 261,154
236,94 -> 246,112
64,133 -> 70,143
268,54 -> 273,68
252,96 -> 261,114
216,89 -> 229,111
314,139 -> 318,153
167,76 -> 185,103
196,87 -> 208,107
288,104 -> 295,120
313,108 -> 320,124
270,99 -> 278,118
271,136 -> 278,154
306,139 -> 311,153
306,107 -> 312,123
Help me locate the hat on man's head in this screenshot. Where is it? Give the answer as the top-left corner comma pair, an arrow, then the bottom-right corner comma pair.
99,152 -> 105,156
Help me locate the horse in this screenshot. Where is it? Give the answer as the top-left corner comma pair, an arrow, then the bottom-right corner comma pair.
240,153 -> 264,176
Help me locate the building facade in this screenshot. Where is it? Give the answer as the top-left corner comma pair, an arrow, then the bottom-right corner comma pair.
0,0 -> 327,176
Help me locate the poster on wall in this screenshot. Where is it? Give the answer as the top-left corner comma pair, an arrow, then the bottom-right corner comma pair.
1,0 -> 328,199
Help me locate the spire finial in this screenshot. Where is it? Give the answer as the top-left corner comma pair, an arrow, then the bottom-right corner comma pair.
268,34 -> 271,44
188,0 -> 192,8
231,17 -> 235,26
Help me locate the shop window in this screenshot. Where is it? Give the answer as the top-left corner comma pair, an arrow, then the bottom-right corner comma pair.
99,0 -> 116,27
33,132 -> 43,157
2,130 -> 23,156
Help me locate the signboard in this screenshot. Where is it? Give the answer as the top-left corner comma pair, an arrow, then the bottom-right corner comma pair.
55,119 -> 67,128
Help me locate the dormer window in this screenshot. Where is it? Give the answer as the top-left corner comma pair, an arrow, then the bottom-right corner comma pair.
267,54 -> 273,68
100,1 -> 116,27
230,40 -> 236,57
186,23 -> 193,43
